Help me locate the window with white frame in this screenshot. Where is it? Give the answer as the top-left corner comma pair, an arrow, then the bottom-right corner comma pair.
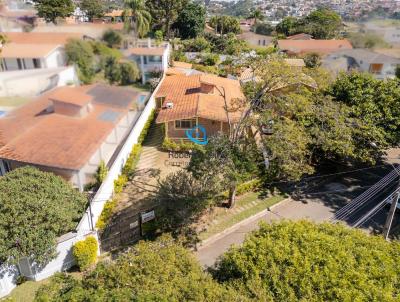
175,119 -> 196,129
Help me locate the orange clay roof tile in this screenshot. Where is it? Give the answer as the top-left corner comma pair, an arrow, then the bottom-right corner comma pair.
0,84 -> 139,170
278,39 -> 353,55
156,74 -> 245,124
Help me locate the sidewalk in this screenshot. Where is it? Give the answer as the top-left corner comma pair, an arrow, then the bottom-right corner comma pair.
195,197 -> 336,267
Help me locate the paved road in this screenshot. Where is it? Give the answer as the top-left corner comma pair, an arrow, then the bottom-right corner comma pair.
195,197 -> 336,267
195,164 -> 400,267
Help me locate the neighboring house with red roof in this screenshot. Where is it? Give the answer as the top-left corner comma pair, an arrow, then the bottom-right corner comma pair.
0,84 -> 146,191
286,33 -> 313,40
4,32 -> 85,45
277,39 -> 353,56
155,73 -> 245,142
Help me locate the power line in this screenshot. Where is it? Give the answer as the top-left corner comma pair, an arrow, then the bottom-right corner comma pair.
333,167 -> 399,221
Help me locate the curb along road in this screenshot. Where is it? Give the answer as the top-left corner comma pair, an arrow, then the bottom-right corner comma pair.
196,197 -> 290,250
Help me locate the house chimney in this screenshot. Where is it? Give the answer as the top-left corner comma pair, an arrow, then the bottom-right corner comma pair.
48,87 -> 93,118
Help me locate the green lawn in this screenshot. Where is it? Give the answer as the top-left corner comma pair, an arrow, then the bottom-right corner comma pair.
4,272 -> 81,302
4,279 -> 49,302
199,191 -> 286,240
0,96 -> 30,108
131,82 -> 151,92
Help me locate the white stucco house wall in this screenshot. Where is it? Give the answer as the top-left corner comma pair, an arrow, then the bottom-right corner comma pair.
124,41 -> 170,84
0,66 -> 79,97
0,43 -> 66,71
323,49 -> 400,79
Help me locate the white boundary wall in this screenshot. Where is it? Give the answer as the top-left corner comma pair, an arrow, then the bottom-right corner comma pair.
0,74 -> 165,298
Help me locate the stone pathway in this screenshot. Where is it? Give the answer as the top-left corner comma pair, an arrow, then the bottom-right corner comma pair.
100,123 -> 166,252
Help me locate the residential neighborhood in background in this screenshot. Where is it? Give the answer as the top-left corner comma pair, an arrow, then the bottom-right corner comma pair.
0,0 -> 400,301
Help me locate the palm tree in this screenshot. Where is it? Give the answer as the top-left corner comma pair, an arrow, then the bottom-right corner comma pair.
249,8 -> 264,26
124,0 -> 152,39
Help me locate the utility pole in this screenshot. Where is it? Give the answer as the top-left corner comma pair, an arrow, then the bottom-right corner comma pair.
383,167 -> 400,240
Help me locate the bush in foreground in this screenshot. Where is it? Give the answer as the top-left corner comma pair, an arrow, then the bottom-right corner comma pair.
0,166 -> 87,266
73,236 -> 98,271
214,220 -> 400,302
35,235 -> 244,301
35,222 -> 400,301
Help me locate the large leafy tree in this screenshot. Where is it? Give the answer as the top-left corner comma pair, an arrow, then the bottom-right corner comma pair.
65,39 -> 95,84
248,8 -> 264,25
189,134 -> 259,208
214,220 -> 400,301
35,235 -> 245,301
124,0 -> 152,38
241,57 -> 383,180
0,167 -> 87,266
275,16 -> 299,36
209,15 -> 241,35
173,2 -> 206,39
276,9 -> 341,38
304,8 -> 342,39
34,0 -> 75,24
147,0 -> 188,38
328,72 -> 400,146
80,0 -> 105,21
155,170 -> 217,244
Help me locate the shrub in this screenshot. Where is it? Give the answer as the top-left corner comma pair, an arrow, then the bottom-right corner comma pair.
154,30 -> 163,44
183,36 -> 211,52
91,41 -> 122,60
120,61 -> 140,85
73,236 -> 98,271
138,110 -> 156,144
102,29 -> 123,48
161,137 -> 203,152
95,160 -> 108,185
192,64 -> 219,75
114,174 -> 128,193
122,144 -> 142,177
104,56 -> 121,84
201,53 -> 219,66
254,22 -> 273,35
65,39 -> 95,84
236,178 -> 261,195
96,198 -> 118,230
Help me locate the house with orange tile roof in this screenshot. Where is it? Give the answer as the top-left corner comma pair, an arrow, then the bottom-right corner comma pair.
286,33 -> 313,40
124,42 -> 171,84
0,84 -> 147,191
4,32 -> 85,45
155,73 -> 245,142
277,39 -> 353,56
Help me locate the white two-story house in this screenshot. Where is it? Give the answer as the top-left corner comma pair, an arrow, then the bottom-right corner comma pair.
124,41 -> 170,84
0,43 -> 66,71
